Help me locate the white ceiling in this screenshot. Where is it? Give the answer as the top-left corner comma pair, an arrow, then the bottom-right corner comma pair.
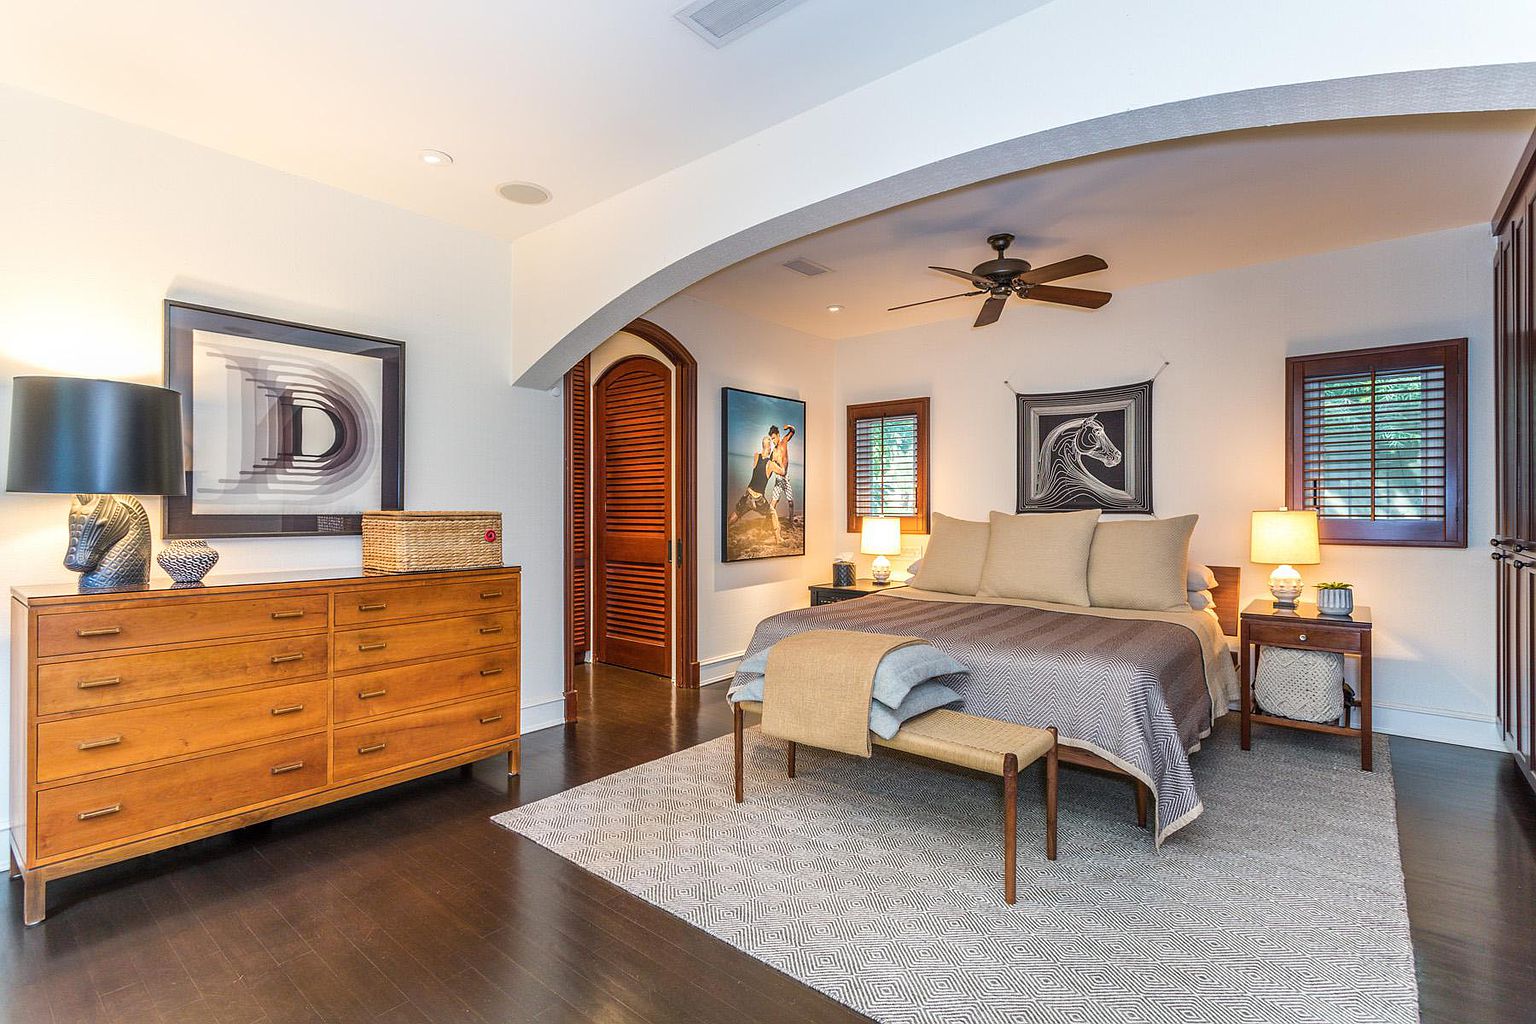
0,1 -> 1040,240
686,112 -> 1536,339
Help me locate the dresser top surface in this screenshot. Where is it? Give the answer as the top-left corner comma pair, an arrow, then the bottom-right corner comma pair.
12,564 -> 520,606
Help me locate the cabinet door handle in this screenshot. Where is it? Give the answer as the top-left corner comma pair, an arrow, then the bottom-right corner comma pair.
479,714 -> 504,725
269,652 -> 306,665
75,626 -> 121,638
270,704 -> 305,716
357,641 -> 387,652
270,610 -> 306,620
270,761 -> 305,776
478,625 -> 503,635
479,667 -> 504,677
358,689 -> 388,700
77,803 -> 121,821
480,590 -> 503,599
357,742 -> 387,755
76,676 -> 122,690
358,602 -> 387,612
77,735 -> 123,751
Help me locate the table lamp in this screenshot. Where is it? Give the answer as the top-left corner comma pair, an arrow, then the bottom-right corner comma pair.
7,376 -> 185,589
861,517 -> 902,585
1250,508 -> 1320,608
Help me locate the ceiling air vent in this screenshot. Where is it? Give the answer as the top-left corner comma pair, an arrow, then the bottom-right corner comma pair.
674,0 -> 810,48
782,257 -> 831,277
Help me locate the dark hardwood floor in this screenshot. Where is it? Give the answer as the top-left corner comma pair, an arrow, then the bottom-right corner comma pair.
4,663 -> 1535,1023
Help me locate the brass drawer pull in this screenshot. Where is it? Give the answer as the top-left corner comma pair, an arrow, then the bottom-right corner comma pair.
478,625 -> 503,635
77,803 -> 122,821
270,704 -> 305,716
269,652 -> 306,665
357,742 -> 387,755
480,590 -> 503,599
479,667 -> 504,677
479,714 -> 504,725
358,602 -> 388,612
270,761 -> 305,776
77,735 -> 123,751
75,626 -> 121,638
77,676 -> 122,690
270,610 -> 306,620
357,641 -> 388,652
358,689 -> 388,700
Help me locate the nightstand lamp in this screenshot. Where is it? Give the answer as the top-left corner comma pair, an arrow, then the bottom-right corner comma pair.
1250,508 -> 1320,608
861,517 -> 902,585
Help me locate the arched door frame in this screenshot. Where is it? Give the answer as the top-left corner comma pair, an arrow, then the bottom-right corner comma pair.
565,317 -> 699,722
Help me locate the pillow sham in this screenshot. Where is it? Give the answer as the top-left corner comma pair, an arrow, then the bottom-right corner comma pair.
1187,563 -> 1218,591
976,509 -> 1101,606
1087,514 -> 1199,611
1187,588 -> 1215,611
908,513 -> 990,595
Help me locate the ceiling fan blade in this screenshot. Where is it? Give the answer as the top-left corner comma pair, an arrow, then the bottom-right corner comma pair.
1024,284 -> 1113,309
973,294 -> 1008,327
930,265 -> 994,288
887,290 -> 984,312
1017,255 -> 1108,286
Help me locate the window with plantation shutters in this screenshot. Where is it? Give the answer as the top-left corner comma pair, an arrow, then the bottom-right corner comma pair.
847,398 -> 929,534
1286,339 -> 1467,547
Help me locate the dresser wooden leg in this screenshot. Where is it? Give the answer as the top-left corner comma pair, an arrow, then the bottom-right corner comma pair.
1002,753 -> 1018,905
22,871 -> 45,926
507,741 -> 521,778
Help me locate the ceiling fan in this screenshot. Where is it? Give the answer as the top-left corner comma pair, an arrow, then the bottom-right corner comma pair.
888,233 -> 1112,327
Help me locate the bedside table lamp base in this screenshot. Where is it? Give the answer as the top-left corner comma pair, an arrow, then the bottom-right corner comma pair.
1267,563 -> 1304,608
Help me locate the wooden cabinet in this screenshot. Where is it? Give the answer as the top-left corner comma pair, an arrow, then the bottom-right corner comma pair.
8,566 -> 521,924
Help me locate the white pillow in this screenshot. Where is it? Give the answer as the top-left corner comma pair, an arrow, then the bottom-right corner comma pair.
1188,588 -> 1215,611
977,509 -> 1101,606
1187,564 -> 1218,591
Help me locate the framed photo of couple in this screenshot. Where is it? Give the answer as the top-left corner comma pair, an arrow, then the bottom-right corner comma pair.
721,387 -> 805,562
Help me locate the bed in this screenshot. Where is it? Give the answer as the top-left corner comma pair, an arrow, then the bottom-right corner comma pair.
732,566 -> 1241,845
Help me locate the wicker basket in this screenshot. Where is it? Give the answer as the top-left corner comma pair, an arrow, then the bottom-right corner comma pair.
362,511 -> 503,573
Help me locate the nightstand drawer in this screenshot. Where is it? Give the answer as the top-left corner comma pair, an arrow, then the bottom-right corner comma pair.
1246,619 -> 1362,653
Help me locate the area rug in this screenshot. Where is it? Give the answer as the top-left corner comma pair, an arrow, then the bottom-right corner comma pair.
493,719 -> 1416,1023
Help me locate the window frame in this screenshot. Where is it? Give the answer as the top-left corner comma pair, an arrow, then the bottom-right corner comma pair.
1285,338 -> 1467,548
846,397 -> 930,535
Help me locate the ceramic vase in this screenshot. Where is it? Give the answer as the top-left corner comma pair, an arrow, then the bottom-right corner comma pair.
157,539 -> 219,585
1316,586 -> 1354,617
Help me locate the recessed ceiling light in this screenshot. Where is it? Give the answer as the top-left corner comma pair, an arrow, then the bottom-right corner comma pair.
418,149 -> 454,167
496,181 -> 552,205
826,304 -> 845,313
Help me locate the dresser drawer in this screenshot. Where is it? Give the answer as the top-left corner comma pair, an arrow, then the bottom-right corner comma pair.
334,649 -> 519,723
36,634 -> 328,716
36,679 -> 327,782
1245,620 -> 1362,653
333,611 -> 518,673
34,734 -> 328,862
332,693 -> 518,782
335,576 -> 517,626
36,595 -> 329,657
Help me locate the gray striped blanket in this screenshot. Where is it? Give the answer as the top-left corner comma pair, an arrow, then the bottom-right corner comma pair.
734,592 -> 1220,844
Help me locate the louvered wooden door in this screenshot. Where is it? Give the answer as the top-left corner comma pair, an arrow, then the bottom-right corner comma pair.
566,357 -> 591,663
593,356 -> 673,677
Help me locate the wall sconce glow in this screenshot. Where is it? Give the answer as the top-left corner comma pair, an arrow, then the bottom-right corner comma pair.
418,149 -> 454,166
826,304 -> 844,313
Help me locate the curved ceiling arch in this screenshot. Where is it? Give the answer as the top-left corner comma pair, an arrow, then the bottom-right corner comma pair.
513,60 -> 1536,389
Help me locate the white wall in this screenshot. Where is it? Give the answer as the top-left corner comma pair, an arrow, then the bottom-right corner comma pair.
0,86 -> 566,829
639,295 -> 835,682
832,224 -> 1498,748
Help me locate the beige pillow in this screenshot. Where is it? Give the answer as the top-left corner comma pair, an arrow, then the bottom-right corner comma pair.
976,509 -> 1100,606
909,514 -> 990,595
1087,515 -> 1200,611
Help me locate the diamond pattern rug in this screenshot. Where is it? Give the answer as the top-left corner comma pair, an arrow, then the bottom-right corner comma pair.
492,717 -> 1416,1023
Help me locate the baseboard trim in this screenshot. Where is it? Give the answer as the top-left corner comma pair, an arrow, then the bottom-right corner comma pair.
1372,700 -> 1503,751
521,697 -> 569,735
699,650 -> 747,686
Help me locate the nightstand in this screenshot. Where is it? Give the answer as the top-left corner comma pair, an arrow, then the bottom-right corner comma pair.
1239,599 -> 1374,770
808,579 -> 906,606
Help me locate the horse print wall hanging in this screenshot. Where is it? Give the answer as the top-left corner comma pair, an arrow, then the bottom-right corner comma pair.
1016,379 -> 1152,513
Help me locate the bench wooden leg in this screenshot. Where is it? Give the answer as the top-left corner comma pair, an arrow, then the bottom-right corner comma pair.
733,703 -> 744,803
1003,752 -> 1018,905
1134,779 -> 1149,829
1045,727 -> 1058,862
786,741 -> 796,778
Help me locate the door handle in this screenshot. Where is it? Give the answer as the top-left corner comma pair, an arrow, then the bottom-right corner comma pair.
357,641 -> 387,652
358,689 -> 388,700
270,761 -> 305,776
479,714 -> 504,725
479,625 -> 503,635
77,803 -> 122,821
357,742 -> 387,755
479,667 -> 504,677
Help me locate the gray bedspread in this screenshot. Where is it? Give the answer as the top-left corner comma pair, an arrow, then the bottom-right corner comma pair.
734,592 -> 1217,844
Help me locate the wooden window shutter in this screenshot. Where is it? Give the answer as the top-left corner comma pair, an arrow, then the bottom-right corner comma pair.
846,397 -> 930,534
1286,339 -> 1467,547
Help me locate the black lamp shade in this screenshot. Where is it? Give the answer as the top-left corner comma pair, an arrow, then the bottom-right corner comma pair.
7,376 -> 185,496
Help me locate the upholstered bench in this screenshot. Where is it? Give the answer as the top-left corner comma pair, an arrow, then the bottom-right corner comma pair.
732,701 -> 1058,904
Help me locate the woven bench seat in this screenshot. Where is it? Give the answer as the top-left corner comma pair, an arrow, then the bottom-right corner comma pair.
733,700 -> 1058,903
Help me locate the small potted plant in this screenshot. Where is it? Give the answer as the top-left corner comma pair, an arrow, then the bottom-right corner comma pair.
1315,581 -> 1354,617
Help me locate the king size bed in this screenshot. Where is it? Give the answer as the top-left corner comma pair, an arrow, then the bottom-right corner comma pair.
733,568 -> 1240,845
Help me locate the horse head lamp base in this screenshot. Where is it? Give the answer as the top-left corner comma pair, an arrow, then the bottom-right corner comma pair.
65,493 -> 152,589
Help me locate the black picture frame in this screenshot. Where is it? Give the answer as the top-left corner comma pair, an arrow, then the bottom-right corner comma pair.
163,301 -> 405,539
721,386 -> 806,562
1016,379 -> 1152,514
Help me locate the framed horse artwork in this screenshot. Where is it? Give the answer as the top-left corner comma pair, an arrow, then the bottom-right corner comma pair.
1015,379 -> 1153,514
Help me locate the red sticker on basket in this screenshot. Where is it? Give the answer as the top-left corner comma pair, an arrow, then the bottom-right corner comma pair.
485,529 -> 497,542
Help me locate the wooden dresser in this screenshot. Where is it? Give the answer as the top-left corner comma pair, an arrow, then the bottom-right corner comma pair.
7,566 -> 520,924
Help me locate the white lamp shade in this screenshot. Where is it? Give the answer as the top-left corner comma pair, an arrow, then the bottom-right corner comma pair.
1250,509 -> 1320,565
860,517 -> 902,556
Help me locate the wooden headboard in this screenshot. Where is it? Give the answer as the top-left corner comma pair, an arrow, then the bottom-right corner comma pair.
1208,565 -> 1242,637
